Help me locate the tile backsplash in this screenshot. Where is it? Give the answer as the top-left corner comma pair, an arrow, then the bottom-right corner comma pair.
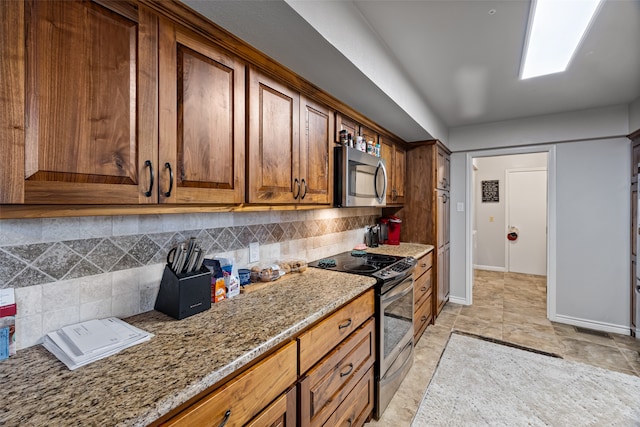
0,208 -> 381,350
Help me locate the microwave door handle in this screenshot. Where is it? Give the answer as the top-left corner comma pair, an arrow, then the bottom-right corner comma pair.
375,160 -> 388,203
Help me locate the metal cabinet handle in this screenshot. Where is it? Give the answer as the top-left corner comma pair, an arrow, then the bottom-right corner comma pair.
391,188 -> 397,201
293,178 -> 300,199
300,178 -> 307,200
442,193 -> 448,203
218,409 -> 231,427
338,318 -> 352,329
340,363 -> 354,377
420,263 -> 428,268
421,316 -> 428,322
163,162 -> 174,197
144,160 -> 154,197
443,177 -> 448,188
420,287 -> 427,292
347,418 -> 353,427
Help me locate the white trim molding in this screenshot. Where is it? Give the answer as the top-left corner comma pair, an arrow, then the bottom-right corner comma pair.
553,314 -> 631,336
465,145 -> 557,319
474,265 -> 507,272
448,296 -> 469,306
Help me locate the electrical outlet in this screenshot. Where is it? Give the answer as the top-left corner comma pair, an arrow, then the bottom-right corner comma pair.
249,242 -> 259,262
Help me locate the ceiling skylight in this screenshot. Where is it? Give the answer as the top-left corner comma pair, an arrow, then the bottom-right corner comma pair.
520,0 -> 604,80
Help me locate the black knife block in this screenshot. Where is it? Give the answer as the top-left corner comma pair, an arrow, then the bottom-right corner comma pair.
154,265 -> 212,320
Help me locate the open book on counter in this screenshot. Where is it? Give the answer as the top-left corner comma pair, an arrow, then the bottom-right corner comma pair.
43,317 -> 153,370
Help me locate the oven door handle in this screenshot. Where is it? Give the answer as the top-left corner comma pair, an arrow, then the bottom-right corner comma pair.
382,278 -> 413,305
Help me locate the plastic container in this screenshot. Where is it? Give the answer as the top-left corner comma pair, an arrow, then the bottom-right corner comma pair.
238,268 -> 251,285
387,215 -> 402,245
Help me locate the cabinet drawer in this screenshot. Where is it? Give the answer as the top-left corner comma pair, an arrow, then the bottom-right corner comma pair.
321,367 -> 374,427
414,295 -> 433,343
300,319 -> 375,427
162,341 -> 297,427
414,252 -> 433,280
245,386 -> 296,427
414,270 -> 432,309
298,290 -> 374,374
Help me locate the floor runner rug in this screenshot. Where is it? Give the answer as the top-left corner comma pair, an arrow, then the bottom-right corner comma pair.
411,333 -> 640,426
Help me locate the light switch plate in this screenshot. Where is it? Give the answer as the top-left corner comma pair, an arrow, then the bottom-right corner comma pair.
249,242 -> 259,262
457,202 -> 464,212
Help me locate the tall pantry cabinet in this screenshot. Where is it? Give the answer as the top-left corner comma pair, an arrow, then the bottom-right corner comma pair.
400,141 -> 451,319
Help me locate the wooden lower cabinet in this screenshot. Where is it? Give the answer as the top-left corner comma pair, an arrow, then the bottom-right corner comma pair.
158,291 -> 376,427
298,291 -> 375,374
161,341 -> 297,426
319,367 -> 374,427
245,387 -> 297,427
413,251 -> 434,343
299,319 -> 375,427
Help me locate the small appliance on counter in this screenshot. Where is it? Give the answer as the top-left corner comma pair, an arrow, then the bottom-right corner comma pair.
386,215 -> 402,245
365,224 -> 381,248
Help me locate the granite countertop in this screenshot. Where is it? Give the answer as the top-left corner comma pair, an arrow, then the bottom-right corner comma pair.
367,242 -> 434,259
0,243 -> 431,426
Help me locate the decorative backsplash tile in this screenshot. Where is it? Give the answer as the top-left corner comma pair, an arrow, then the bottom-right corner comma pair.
0,214 -> 378,289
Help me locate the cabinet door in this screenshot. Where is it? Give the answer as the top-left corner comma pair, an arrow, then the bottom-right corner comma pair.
444,152 -> 451,190
300,97 -> 333,204
436,245 -> 445,313
633,142 -> 640,181
393,145 -> 406,204
335,114 -> 359,143
436,190 -> 447,248
379,137 -> 395,203
158,22 -> 245,204
248,68 -> 300,203
444,245 -> 451,302
360,125 -> 378,146
19,0 -> 157,204
436,147 -> 447,190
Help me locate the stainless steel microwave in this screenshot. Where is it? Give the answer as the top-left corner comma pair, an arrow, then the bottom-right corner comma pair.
334,146 -> 387,207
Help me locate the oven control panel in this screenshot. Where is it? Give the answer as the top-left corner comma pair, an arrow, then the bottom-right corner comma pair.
373,256 -> 416,280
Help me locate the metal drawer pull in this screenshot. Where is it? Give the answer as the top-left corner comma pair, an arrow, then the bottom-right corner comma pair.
301,178 -> 307,200
293,178 -> 300,199
340,363 -> 354,377
421,316 -> 428,322
163,162 -> 174,197
420,263 -> 428,268
218,409 -> 231,427
420,287 -> 427,292
347,417 -> 353,427
144,160 -> 154,197
338,319 -> 352,329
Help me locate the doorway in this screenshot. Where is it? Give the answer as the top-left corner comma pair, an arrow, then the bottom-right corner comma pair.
465,146 -> 557,320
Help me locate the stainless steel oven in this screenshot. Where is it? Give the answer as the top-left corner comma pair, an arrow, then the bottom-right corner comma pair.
308,252 -> 415,418
377,273 -> 414,418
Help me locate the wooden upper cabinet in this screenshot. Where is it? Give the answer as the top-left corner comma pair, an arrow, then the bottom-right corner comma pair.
379,135 -> 405,205
13,0 -> 158,204
248,67 -> 332,204
436,145 -> 450,190
300,97 -> 333,204
335,114 -> 359,143
393,145 -> 406,204
360,125 -> 378,146
158,20 -> 245,204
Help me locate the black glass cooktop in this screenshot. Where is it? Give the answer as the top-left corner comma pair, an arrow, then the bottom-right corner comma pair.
308,251 -> 404,276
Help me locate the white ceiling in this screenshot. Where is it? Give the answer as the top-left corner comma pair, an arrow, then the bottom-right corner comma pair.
181,0 -> 640,143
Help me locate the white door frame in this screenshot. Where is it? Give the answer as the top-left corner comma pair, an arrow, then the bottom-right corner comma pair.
504,167 -> 547,274
465,145 -> 557,321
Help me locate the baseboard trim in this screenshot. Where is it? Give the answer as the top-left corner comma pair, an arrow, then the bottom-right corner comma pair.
473,265 -> 506,272
449,296 -> 468,305
552,314 -> 631,336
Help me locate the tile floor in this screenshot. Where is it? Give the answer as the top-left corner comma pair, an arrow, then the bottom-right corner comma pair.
366,270 -> 640,426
